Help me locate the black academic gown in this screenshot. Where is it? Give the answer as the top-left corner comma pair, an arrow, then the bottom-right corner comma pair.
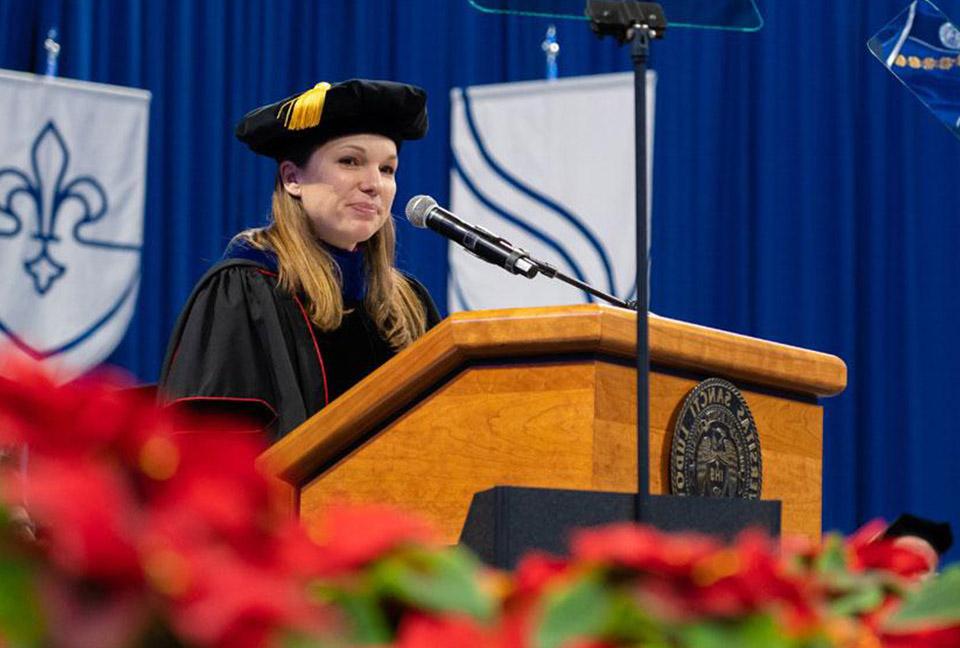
158,239 -> 440,439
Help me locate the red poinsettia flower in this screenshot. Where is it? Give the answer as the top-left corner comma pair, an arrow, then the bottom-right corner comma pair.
0,358 -> 180,578
0,457 -> 143,584
296,503 -> 438,577
855,541 -> 932,580
683,531 -> 818,628
36,574 -> 151,648
846,521 -> 934,580
152,541 -> 332,648
0,357 -> 168,466
512,552 -> 572,598
881,625 -> 960,648
395,613 -> 491,648
140,429 -> 337,647
0,356 -> 336,648
570,523 -> 719,579
571,525 -> 818,629
492,553 -> 573,648
145,429 -> 277,557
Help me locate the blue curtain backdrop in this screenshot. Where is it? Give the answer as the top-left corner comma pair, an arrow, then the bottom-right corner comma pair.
2,0 -> 958,561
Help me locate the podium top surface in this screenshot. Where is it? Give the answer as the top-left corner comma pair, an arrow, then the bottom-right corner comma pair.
259,305 -> 846,483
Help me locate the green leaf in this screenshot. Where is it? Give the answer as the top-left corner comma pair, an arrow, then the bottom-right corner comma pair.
280,630 -> 343,648
675,615 -> 796,648
885,564 -> 960,631
829,579 -> 885,616
0,558 -> 44,648
370,547 -> 494,620
280,632 -> 346,648
535,574 -> 615,648
602,593 -> 668,645
814,535 -> 848,575
311,585 -> 392,644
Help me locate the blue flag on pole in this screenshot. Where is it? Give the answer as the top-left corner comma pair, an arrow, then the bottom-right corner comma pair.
0,70 -> 150,380
448,72 -> 655,311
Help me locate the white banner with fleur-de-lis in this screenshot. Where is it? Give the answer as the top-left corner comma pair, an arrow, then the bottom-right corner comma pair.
0,69 -> 149,380
449,72 -> 655,310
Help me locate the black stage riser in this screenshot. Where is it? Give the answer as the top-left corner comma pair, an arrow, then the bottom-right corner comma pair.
459,486 -> 781,569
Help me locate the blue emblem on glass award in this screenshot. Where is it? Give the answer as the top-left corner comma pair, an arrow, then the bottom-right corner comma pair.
869,0 -> 960,138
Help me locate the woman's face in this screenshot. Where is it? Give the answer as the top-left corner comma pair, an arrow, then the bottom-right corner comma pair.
280,133 -> 398,251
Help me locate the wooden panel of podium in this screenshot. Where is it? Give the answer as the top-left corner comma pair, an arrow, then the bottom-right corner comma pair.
257,305 -> 846,544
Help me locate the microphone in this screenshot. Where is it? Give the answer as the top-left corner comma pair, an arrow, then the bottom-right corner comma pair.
405,195 -> 537,278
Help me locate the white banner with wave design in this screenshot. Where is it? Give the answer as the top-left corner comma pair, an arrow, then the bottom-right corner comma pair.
0,70 -> 149,380
449,72 -> 655,311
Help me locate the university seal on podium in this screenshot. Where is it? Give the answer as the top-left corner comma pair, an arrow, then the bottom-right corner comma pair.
669,378 -> 762,499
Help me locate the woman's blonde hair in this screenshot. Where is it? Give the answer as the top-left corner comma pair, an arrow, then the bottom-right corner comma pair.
244,174 -> 428,350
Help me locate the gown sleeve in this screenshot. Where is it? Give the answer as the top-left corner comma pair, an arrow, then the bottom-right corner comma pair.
158,263 -> 308,432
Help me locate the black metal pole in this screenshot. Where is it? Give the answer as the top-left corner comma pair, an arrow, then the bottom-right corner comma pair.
632,27 -> 651,499
586,0 -> 665,501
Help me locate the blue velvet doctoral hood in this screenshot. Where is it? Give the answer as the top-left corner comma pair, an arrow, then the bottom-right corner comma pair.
221,236 -> 366,302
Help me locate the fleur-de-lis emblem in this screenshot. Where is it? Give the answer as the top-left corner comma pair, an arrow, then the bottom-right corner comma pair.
0,121 -> 108,294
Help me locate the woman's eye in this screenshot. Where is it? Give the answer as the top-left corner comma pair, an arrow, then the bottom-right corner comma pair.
339,157 -> 360,166
380,165 -> 396,176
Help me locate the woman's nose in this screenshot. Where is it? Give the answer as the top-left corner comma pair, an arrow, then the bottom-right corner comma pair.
359,165 -> 381,194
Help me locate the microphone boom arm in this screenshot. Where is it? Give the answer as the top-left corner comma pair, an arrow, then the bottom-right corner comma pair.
528,258 -> 637,310
454,216 -> 636,309
405,195 -> 636,311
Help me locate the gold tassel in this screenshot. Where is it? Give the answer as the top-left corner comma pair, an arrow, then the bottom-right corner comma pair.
278,82 -> 332,131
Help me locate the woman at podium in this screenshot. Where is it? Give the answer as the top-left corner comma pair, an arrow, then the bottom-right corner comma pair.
158,79 -> 440,438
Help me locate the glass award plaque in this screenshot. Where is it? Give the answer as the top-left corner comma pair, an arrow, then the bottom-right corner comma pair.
869,0 -> 960,139
467,0 -> 763,31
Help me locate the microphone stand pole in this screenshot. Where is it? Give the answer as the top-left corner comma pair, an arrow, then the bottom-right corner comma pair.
454,3 -> 781,568
587,1 -> 666,499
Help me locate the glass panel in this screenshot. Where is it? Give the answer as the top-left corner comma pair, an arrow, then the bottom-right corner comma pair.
869,0 -> 960,139
467,0 -> 763,31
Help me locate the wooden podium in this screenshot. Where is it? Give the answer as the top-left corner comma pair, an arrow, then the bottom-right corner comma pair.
257,305 -> 846,544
